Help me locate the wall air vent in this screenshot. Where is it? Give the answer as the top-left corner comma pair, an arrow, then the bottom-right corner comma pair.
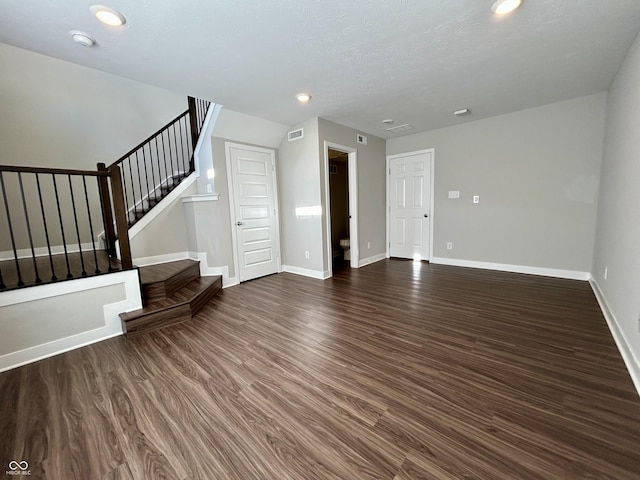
386,124 -> 416,134
356,134 -> 367,145
288,128 -> 304,142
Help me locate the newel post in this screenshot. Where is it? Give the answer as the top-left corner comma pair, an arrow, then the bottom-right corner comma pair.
188,96 -> 198,172
109,165 -> 133,270
97,162 -> 117,258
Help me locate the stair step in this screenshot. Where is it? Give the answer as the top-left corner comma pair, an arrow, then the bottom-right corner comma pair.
138,259 -> 201,303
121,275 -> 222,337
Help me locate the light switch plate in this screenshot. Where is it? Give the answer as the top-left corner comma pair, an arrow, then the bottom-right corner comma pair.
448,191 -> 460,199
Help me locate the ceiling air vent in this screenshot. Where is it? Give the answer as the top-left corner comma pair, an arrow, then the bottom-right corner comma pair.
386,124 -> 416,134
288,128 -> 304,142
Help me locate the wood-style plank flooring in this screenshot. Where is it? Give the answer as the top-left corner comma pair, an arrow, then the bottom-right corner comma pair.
2,259 -> 640,479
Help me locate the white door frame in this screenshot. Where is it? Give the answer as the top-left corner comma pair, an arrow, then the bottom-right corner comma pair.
386,148 -> 435,261
323,141 -> 358,277
225,142 -> 282,282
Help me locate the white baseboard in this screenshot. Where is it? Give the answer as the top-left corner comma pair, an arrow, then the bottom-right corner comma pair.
0,242 -> 98,261
430,257 -> 590,281
0,270 -> 141,372
134,251 -> 238,288
358,253 -> 386,268
282,265 -> 329,280
589,278 -> 640,398
132,251 -> 191,267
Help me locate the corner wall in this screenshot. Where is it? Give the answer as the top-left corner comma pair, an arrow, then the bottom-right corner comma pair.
386,93 -> 607,278
318,119 -> 387,270
0,43 -> 186,170
591,31 -> 640,391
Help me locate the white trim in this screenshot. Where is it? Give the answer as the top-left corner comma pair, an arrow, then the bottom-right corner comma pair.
0,242 -> 99,261
590,278 -> 640,398
132,251 -> 191,267
386,149 -> 435,261
431,256 -> 590,280
225,142 -> 281,283
181,193 -> 220,204
282,265 -> 330,280
323,142 -> 359,278
0,270 -> 141,372
127,173 -> 196,240
194,103 -> 222,178
189,251 -> 237,288
132,250 -> 239,288
358,253 -> 387,268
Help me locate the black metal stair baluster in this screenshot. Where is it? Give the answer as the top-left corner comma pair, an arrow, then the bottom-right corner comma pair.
147,142 -> 158,205
35,173 -> 57,281
172,123 -> 180,178
161,131 -> 172,195
134,151 -> 144,220
0,172 -> 24,287
153,137 -> 162,203
121,157 -> 130,225
82,176 -> 100,274
126,156 -> 135,225
52,175 -> 73,279
167,128 -> 177,182
149,137 -> 162,202
18,172 -> 41,284
141,144 -> 151,212
178,118 -> 187,174
68,175 -> 86,276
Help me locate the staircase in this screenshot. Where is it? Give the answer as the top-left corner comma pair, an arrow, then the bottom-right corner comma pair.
120,259 -> 222,336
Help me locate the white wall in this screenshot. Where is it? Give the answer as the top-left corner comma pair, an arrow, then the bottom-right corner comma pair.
0,270 -> 141,372
591,31 -> 640,388
129,181 -> 197,263
318,119 -> 387,269
277,118 -> 325,274
387,93 -> 607,277
0,43 -> 186,169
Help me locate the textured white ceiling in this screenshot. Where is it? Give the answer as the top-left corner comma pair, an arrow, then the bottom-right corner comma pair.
2,0 -> 640,139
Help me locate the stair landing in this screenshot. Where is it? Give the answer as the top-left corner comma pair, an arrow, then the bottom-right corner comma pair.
121,259 -> 221,336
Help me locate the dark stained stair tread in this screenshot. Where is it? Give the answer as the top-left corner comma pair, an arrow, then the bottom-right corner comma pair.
138,259 -> 201,303
121,258 -> 221,336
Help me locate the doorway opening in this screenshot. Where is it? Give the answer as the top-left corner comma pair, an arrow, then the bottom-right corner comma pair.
324,142 -> 358,277
328,149 -> 350,271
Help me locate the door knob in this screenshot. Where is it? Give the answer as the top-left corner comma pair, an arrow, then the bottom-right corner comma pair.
424,214 -> 428,218
236,221 -> 243,226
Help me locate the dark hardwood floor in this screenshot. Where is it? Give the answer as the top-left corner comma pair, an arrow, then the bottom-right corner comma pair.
2,259 -> 639,479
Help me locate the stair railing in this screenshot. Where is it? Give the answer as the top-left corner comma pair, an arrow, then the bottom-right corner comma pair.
1,96 -> 210,291
106,97 -> 211,227
0,164 -> 131,290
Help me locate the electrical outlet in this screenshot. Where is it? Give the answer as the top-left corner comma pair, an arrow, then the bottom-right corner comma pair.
304,250 -> 310,259
473,195 -> 480,204
367,242 -> 371,250
446,242 -> 453,250
604,266 -> 608,280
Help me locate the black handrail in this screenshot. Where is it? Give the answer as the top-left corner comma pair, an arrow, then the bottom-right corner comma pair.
105,97 -> 211,228
0,164 -> 132,291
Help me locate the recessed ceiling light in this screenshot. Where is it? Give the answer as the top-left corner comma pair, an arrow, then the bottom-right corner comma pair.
491,0 -> 522,15
90,5 -> 126,27
296,93 -> 312,104
70,30 -> 96,47
382,119 -> 394,125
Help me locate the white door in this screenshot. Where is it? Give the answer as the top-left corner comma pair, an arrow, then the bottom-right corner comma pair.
388,151 -> 432,260
227,144 -> 280,282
